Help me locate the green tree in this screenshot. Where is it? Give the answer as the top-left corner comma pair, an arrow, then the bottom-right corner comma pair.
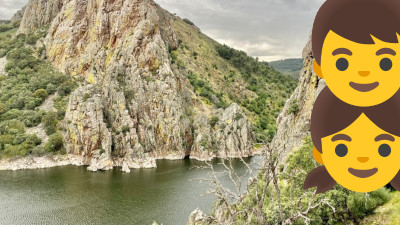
42,112 -> 58,135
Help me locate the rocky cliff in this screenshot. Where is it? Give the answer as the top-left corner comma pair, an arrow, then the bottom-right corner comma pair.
268,34 -> 325,162
14,0 -> 257,172
11,6 -> 27,23
18,0 -> 63,33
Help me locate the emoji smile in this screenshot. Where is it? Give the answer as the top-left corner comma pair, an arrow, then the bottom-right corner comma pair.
348,167 -> 378,178
349,82 -> 379,92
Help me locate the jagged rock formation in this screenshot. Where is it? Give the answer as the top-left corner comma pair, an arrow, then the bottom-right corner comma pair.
268,34 -> 325,162
187,209 -> 214,225
17,0 -> 255,171
18,0 -> 64,33
191,103 -> 254,160
11,5 -> 27,23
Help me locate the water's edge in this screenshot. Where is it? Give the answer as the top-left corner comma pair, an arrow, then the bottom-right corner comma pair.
0,152 -> 263,172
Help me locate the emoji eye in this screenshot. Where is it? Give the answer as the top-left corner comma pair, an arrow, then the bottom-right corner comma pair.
336,58 -> 349,71
335,144 -> 348,157
378,144 -> 391,157
380,58 -> 392,71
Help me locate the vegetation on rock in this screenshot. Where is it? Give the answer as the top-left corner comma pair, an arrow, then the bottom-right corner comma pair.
0,22 -> 76,158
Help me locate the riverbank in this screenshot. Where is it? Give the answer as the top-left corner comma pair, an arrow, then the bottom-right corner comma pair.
0,155 -> 84,171
0,150 -> 263,172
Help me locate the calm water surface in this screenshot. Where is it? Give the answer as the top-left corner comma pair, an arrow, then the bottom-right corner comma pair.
0,156 -> 263,225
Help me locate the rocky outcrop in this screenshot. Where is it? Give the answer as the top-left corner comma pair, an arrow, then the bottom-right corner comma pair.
11,5 -> 27,23
10,0 -> 256,171
18,0 -> 64,33
187,209 -> 215,225
191,103 -> 255,160
268,34 -> 325,162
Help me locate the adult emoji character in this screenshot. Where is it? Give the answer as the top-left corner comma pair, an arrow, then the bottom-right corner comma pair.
312,0 -> 400,107
304,88 -> 400,193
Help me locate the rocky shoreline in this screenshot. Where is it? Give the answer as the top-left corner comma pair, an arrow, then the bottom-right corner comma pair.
0,150 -> 263,173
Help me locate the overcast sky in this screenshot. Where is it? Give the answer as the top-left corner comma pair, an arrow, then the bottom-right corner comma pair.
0,0 -> 324,61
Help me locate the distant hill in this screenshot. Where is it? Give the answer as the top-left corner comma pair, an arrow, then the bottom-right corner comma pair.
0,20 -> 11,25
269,58 -> 303,80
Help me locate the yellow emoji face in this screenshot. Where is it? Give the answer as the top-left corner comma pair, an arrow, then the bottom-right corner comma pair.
321,113 -> 400,192
317,30 -> 400,107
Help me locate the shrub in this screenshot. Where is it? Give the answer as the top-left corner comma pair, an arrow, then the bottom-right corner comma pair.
216,44 -> 233,60
192,51 -> 198,59
42,111 -> 58,135
0,134 -> 14,145
122,125 -> 130,134
31,146 -> 46,156
209,116 -> 219,127
13,133 -> 28,145
235,113 -> 243,121
0,24 -> 13,33
183,18 -> 195,25
46,83 -> 57,94
57,82 -> 72,96
0,103 -> 7,115
45,133 -> 63,152
0,109 -> 22,121
288,99 -> 299,115
26,33 -> 39,45
33,89 -> 48,100
170,51 -> 178,64
83,93 -> 90,101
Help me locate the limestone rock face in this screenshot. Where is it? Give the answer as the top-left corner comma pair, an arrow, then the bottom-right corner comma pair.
24,0 -> 256,171
62,85 -> 113,169
191,103 -> 254,160
18,0 -> 64,33
269,34 -> 325,162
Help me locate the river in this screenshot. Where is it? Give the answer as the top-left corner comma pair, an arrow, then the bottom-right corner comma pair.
0,156 -> 263,225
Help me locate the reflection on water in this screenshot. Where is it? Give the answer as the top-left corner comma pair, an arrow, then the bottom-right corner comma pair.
0,156 -> 263,225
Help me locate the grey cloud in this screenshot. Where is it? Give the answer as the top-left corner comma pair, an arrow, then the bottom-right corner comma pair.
0,0 -> 28,20
157,0 -> 325,61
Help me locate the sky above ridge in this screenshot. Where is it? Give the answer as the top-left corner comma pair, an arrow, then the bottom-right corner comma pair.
0,0 -> 325,61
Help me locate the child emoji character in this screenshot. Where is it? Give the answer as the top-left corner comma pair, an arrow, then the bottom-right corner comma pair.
312,0 -> 400,107
304,0 -> 400,193
304,88 -> 400,193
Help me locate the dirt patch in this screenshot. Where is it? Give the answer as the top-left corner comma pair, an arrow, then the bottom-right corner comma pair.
39,93 -> 58,112
26,123 -> 48,144
0,57 -> 6,76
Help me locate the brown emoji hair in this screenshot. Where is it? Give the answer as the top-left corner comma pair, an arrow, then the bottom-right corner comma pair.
305,87 -> 400,193
312,0 -> 400,65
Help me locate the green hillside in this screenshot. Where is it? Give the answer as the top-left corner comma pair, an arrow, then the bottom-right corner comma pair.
269,58 -> 303,80
172,17 -> 297,143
